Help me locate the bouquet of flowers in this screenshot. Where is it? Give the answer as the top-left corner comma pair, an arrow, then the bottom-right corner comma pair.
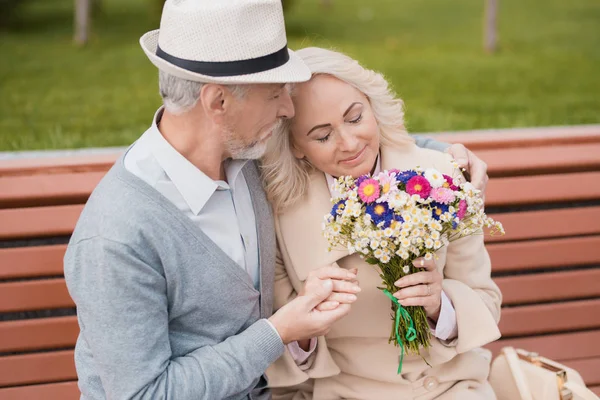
323,164 -> 504,372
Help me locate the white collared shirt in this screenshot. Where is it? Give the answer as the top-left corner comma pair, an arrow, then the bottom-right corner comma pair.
325,155 -> 458,340
124,108 -> 260,289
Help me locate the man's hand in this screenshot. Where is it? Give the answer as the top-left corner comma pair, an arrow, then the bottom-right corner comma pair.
446,144 -> 489,194
268,278 -> 352,344
268,266 -> 359,344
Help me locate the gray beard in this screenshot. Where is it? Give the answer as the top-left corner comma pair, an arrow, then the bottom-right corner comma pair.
225,120 -> 281,160
228,140 -> 268,160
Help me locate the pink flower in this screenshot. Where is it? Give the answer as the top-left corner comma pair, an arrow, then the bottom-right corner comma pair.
357,178 -> 380,203
431,187 -> 456,204
457,200 -> 467,219
406,176 -> 431,199
442,174 -> 458,190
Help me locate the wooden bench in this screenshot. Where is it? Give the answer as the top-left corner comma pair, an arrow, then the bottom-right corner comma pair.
1,125 -> 599,398
435,125 -> 600,396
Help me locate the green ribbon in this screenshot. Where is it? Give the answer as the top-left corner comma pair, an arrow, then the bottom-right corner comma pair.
383,289 -> 417,374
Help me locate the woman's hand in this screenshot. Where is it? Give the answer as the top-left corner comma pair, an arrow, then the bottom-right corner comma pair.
393,258 -> 442,322
300,266 -> 360,312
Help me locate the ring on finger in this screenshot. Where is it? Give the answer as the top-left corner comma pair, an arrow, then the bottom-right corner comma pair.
427,284 -> 431,296
420,259 -> 425,267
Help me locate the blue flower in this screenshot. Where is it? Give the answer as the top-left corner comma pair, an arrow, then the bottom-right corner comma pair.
366,202 -> 394,228
330,200 -> 346,217
356,174 -> 372,187
431,202 -> 449,220
395,170 -> 418,184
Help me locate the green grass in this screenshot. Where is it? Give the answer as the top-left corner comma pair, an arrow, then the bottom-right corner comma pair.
1,0 -> 599,150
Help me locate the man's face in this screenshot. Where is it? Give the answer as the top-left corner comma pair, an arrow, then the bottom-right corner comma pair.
224,83 -> 295,160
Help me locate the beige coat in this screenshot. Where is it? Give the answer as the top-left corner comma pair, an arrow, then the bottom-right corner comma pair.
266,143 -> 502,400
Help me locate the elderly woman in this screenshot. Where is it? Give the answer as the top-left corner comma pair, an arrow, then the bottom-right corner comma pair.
261,47 -> 502,399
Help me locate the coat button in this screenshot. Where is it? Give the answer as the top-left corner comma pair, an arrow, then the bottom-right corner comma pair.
423,376 -> 439,391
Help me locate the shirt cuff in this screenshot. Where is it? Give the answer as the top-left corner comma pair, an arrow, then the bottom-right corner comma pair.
428,291 -> 458,341
264,319 -> 284,344
287,338 -> 317,365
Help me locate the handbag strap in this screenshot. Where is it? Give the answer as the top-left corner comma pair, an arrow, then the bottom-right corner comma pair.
564,381 -> 600,400
503,347 -> 534,400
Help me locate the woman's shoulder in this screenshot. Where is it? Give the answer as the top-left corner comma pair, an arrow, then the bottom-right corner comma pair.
381,143 -> 457,176
416,146 -> 456,175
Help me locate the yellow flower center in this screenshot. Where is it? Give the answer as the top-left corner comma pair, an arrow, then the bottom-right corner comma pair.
382,183 -> 390,194
374,205 -> 386,215
414,184 -> 422,191
442,182 -> 450,188
363,184 -> 376,196
435,208 -> 443,216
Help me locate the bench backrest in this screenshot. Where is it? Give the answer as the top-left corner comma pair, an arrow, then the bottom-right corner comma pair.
0,126 -> 599,397
435,126 -> 600,395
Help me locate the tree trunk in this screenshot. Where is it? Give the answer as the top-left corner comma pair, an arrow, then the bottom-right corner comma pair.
484,0 -> 498,53
74,0 -> 91,45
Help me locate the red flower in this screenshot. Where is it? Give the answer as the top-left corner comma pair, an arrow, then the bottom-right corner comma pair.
442,174 -> 458,190
406,175 -> 431,199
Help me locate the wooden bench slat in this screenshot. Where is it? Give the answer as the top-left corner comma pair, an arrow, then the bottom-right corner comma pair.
478,143 -> 600,177
0,350 -> 76,388
0,172 -> 105,208
486,207 -> 600,243
433,125 -> 600,151
0,205 -> 83,240
489,236 -> 600,273
496,269 -> 600,305
0,279 -> 74,313
0,154 -> 118,177
0,245 -> 67,280
563,358 -> 600,386
0,316 -> 78,353
0,381 -> 79,400
486,171 -> 600,207
499,299 -> 600,337
485,330 -> 600,361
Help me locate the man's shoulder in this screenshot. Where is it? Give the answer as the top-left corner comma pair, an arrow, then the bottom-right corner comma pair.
71,164 -> 166,243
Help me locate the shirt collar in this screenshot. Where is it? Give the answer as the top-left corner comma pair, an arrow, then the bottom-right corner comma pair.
325,153 -> 381,197
147,107 -> 249,215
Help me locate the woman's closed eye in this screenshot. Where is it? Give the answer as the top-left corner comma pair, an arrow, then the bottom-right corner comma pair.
348,113 -> 363,124
317,132 -> 332,143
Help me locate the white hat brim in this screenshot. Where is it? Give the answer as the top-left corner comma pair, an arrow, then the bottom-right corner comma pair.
140,30 -> 311,84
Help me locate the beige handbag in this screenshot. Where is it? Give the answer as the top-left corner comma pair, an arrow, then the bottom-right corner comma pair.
489,347 -> 599,400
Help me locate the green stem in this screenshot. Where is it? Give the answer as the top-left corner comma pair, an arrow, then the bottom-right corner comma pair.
377,256 -> 432,355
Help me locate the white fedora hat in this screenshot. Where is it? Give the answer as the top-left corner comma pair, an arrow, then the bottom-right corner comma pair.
140,0 -> 311,84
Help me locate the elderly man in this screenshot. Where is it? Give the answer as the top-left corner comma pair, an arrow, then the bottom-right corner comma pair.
64,0 -> 488,399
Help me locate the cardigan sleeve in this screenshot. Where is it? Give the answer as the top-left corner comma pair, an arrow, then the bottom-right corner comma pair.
64,236 -> 284,399
412,134 -> 451,153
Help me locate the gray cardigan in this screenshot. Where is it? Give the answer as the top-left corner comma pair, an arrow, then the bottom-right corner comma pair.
64,156 -> 284,400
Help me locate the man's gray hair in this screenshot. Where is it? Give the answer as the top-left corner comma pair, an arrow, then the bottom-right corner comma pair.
158,71 -> 249,114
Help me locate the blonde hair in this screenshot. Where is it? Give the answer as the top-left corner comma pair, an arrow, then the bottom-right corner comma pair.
261,47 -> 414,213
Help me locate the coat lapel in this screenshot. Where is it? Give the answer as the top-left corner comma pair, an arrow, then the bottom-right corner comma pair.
277,170 -> 349,282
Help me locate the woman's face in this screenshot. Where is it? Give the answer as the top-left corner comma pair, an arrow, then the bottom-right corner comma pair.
289,74 -> 380,178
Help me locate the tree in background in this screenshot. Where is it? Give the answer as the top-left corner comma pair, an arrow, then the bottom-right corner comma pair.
74,0 -> 91,45
484,0 -> 499,53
